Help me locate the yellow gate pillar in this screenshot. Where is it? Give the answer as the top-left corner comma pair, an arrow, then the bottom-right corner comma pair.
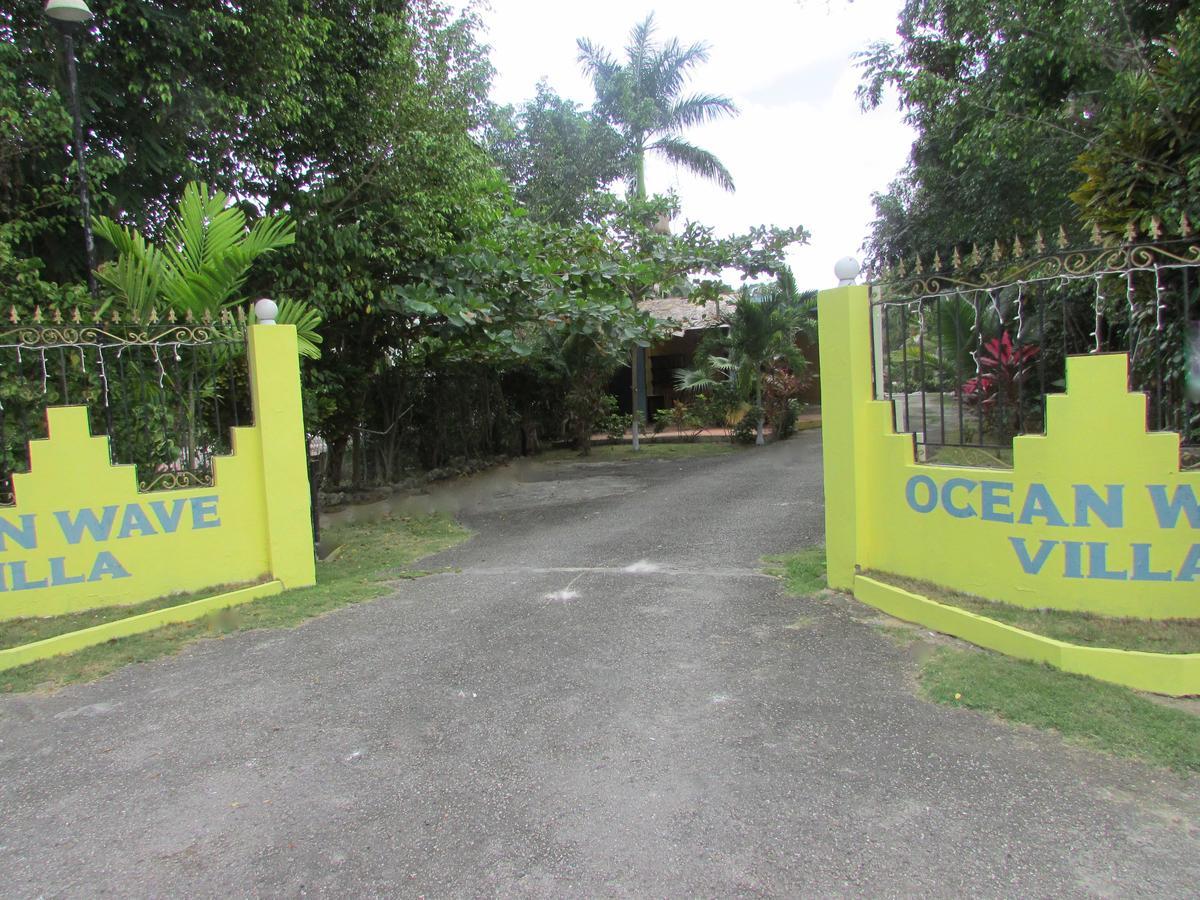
247,313 -> 316,589
817,275 -> 874,589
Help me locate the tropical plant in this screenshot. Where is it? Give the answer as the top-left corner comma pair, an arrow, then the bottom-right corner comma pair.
93,182 -> 321,358
577,13 -> 738,199
676,287 -> 808,445
961,332 -> 1040,441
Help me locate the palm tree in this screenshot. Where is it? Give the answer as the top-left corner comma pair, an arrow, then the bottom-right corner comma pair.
677,286 -> 807,445
93,182 -> 321,358
577,14 -> 738,199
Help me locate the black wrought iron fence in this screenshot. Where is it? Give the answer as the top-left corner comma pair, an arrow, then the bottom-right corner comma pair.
871,234 -> 1200,469
0,307 -> 252,505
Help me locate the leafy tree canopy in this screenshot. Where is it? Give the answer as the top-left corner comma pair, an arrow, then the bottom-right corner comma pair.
858,0 -> 1195,268
485,82 -> 627,225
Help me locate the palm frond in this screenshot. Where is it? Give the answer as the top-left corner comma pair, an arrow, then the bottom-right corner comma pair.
649,136 -> 735,192
665,93 -> 738,131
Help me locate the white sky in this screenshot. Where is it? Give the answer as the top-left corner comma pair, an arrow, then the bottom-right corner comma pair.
478,0 -> 915,290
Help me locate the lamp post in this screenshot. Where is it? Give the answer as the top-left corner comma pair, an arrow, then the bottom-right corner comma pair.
45,0 -> 98,298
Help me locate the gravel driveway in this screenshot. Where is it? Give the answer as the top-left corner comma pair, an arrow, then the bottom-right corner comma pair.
1,432 -> 1198,897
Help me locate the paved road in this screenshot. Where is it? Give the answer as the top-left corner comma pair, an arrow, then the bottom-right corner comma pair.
2,433 -> 1198,897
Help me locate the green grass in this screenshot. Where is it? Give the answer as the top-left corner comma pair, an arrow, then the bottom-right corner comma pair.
540,442 -> 739,462
0,581 -> 273,652
0,514 -> 469,694
763,546 -> 827,597
921,647 -> 1200,771
869,570 -> 1200,654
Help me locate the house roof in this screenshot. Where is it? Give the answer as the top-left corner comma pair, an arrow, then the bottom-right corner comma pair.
640,296 -> 730,335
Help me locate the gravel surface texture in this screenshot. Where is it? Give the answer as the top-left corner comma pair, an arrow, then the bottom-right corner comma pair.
1,431 -> 1198,897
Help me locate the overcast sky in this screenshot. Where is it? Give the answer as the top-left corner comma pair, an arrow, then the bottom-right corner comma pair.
478,0 -> 915,290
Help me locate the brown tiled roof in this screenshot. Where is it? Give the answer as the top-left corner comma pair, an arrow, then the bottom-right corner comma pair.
639,296 -> 731,335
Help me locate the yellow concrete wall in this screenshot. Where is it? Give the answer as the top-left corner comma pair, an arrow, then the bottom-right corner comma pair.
818,285 -> 1200,694
0,324 -> 315,622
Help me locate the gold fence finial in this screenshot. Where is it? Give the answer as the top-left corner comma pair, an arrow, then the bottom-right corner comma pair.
1180,212 -> 1192,237
148,307 -> 158,324
1125,221 -> 1138,243
969,243 -> 982,267
913,254 -> 923,275
992,239 -> 1004,263
932,250 -> 942,271
52,308 -> 62,324
1056,225 -> 1069,249
951,247 -> 962,270
1034,230 -> 1046,254
1150,215 -> 1163,240
71,307 -> 81,324
1090,222 -> 1104,246
1012,234 -> 1024,258
8,306 -> 19,324
33,306 -> 43,324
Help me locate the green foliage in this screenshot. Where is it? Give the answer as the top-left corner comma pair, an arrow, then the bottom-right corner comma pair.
485,82 -> 627,224
93,183 -> 318,353
763,546 -> 828,596
596,395 -> 631,442
653,401 -> 704,440
578,13 -> 738,198
858,0 -> 1196,264
921,648 -> 1200,772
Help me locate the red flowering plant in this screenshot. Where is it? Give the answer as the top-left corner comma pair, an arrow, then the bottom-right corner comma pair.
960,331 -> 1040,441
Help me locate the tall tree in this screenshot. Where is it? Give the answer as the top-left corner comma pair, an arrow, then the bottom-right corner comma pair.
857,0 -> 1193,268
577,13 -> 738,199
485,82 -> 627,224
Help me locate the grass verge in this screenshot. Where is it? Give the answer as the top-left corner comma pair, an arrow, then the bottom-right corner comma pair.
540,442 -> 739,462
921,647 -> 1200,771
763,546 -> 827,597
0,514 -> 468,694
869,570 -> 1200,654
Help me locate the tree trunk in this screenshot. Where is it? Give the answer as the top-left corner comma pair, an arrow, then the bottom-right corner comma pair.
755,377 -> 765,446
